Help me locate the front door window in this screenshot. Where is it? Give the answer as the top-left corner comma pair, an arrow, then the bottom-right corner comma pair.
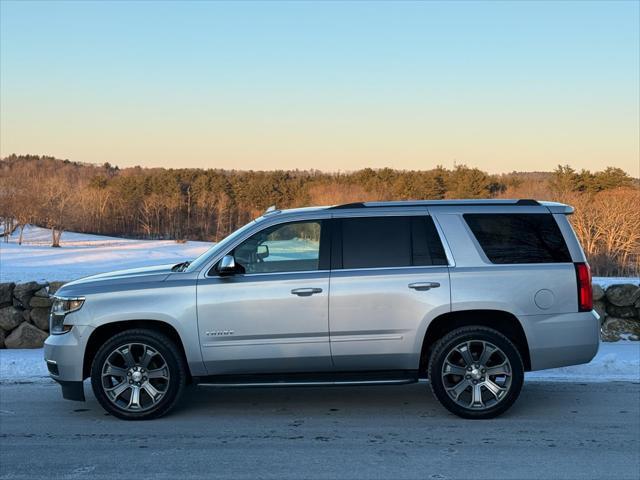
233,221 -> 322,274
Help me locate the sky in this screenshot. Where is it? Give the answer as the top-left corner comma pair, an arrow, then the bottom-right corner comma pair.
1,1 -> 639,175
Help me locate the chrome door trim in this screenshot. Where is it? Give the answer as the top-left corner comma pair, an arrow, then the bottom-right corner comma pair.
330,334 -> 404,343
334,265 -> 449,274
206,265 -> 448,279
206,269 -> 330,279
202,336 -> 329,348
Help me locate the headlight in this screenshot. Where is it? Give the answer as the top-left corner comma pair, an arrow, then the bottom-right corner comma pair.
51,297 -> 85,315
50,296 -> 85,334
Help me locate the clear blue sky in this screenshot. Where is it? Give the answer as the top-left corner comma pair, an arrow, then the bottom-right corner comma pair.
1,0 -> 638,174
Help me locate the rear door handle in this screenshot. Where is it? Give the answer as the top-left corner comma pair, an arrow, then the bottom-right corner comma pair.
291,287 -> 323,296
408,282 -> 441,291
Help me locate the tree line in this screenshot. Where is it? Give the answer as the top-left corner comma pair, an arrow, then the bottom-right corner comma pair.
497,165 -> 638,276
0,155 -> 637,275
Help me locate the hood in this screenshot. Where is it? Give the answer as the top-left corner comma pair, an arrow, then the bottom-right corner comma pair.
56,263 -> 178,296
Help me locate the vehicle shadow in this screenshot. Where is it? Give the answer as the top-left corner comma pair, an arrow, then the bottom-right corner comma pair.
80,380 -> 615,422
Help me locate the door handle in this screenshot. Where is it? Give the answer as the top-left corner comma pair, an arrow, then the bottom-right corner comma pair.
291,287 -> 323,296
408,282 -> 441,291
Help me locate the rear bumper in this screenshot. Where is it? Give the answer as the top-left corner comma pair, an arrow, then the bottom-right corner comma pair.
523,310 -> 600,371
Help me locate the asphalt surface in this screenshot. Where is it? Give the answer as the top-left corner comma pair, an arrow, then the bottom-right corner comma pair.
0,380 -> 639,480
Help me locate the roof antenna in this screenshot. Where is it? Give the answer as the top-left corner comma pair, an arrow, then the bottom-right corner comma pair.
265,205 -> 277,213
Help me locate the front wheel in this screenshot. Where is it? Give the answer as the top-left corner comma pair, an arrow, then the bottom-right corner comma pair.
428,326 -> 524,419
90,329 -> 187,420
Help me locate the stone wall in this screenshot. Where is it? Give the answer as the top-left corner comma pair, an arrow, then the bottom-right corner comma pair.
594,283 -> 640,341
1,280 -> 639,348
0,281 -> 65,348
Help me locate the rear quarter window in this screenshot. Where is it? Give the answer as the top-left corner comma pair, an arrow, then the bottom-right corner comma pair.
464,213 -> 571,264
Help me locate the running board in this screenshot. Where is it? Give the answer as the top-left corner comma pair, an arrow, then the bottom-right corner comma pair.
197,379 -> 417,388
194,370 -> 420,388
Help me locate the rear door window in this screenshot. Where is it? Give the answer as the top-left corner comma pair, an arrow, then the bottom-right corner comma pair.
338,216 -> 448,269
464,213 -> 571,264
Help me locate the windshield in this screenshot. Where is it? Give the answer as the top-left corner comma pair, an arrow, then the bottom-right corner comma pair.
185,218 -> 262,273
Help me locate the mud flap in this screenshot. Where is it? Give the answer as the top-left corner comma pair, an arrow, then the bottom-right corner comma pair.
57,380 -> 86,401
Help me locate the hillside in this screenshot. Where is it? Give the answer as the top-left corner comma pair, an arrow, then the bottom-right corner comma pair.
0,225 -> 211,283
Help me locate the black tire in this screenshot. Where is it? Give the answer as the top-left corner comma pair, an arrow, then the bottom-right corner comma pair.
90,329 -> 187,420
428,326 -> 524,419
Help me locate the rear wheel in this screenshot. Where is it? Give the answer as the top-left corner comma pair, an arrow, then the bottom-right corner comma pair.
90,329 -> 187,420
428,326 -> 524,419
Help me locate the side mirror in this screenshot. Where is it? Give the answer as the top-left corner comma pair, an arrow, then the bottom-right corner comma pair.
256,244 -> 270,261
218,255 -> 236,275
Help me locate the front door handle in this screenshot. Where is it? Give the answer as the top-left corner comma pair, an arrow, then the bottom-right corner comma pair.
408,282 -> 441,291
291,287 -> 323,296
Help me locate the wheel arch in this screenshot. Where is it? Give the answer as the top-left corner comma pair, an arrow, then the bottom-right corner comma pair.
83,319 -> 191,381
419,310 -> 531,374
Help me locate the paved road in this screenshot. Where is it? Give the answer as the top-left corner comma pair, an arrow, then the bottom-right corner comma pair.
1,380 -> 638,480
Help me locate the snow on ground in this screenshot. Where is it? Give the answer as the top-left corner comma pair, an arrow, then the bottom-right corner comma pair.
0,225 -> 212,283
0,348 -> 47,382
593,277 -> 640,288
1,342 -> 638,384
526,342 -> 640,382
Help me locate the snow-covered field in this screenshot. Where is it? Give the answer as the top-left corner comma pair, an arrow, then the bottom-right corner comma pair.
0,225 -> 212,283
1,342 -> 638,384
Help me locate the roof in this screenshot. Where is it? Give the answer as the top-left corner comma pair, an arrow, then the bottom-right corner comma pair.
264,199 -> 573,217
329,199 -> 541,209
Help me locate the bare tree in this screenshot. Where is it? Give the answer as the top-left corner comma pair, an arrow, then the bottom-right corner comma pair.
39,178 -> 76,247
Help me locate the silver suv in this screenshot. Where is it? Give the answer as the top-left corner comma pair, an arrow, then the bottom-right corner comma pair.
44,200 -> 599,420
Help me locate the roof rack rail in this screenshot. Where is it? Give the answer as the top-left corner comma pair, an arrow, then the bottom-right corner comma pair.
330,202 -> 366,209
329,199 -> 540,209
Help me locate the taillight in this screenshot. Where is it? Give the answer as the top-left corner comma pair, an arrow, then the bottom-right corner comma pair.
575,262 -> 592,312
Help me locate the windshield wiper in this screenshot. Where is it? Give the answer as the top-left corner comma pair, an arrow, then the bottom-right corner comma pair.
171,261 -> 191,272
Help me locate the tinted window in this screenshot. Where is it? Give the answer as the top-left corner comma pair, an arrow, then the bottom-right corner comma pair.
464,214 -> 571,264
340,216 -> 447,269
232,221 -> 322,273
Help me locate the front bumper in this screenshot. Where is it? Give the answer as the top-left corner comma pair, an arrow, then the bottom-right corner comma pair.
44,325 -> 94,401
524,310 -> 600,371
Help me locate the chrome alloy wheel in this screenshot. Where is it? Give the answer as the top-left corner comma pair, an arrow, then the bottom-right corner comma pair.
441,340 -> 513,410
101,343 -> 170,412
